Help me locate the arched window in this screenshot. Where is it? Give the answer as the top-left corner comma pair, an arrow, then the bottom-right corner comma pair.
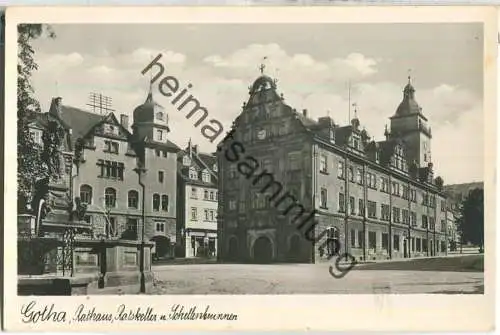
152,193 -> 160,211
80,184 -> 93,204
128,190 -> 139,209
104,187 -> 116,208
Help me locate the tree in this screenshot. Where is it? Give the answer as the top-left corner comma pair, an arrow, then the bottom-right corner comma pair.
17,24 -> 55,213
458,188 -> 484,253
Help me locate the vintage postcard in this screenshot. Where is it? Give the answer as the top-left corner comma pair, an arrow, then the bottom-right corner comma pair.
3,5 -> 496,332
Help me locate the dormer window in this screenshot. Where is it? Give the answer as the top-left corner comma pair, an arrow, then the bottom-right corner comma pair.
156,111 -> 164,121
183,155 -> 191,166
104,124 -> 118,136
189,167 -> 198,180
351,135 -> 360,150
202,170 -> 211,183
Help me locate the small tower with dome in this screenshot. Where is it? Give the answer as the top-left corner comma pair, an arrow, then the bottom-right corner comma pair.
389,73 -> 432,168
132,85 -> 170,145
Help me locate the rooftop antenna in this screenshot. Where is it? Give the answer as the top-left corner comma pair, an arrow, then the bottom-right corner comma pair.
86,92 -> 115,115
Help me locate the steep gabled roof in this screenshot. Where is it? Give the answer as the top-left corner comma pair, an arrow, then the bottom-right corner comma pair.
59,105 -> 106,142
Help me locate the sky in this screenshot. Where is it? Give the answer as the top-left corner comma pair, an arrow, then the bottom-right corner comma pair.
29,23 -> 484,185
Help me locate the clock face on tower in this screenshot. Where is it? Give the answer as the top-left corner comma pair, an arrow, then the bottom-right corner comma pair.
257,129 -> 267,140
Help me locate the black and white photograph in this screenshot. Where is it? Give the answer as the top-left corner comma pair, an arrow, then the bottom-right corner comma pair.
3,6 -> 496,332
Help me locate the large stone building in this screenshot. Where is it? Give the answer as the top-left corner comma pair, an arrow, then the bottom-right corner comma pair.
28,89 -> 180,259
217,72 -> 449,263
176,140 -> 218,258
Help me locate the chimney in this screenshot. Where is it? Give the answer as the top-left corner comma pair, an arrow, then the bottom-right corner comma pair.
302,109 -> 308,117
120,114 -> 129,129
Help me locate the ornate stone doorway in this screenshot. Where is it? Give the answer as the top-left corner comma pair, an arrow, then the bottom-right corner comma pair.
253,236 -> 273,263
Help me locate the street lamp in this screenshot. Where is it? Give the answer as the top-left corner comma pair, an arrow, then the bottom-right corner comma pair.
133,165 -> 147,294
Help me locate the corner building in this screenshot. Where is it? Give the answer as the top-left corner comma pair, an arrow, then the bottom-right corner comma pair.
217,73 -> 449,263
28,89 -> 180,259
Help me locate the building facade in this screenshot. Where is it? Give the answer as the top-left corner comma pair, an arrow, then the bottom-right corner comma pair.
176,141 -> 218,258
217,72 -> 449,263
28,90 -> 180,259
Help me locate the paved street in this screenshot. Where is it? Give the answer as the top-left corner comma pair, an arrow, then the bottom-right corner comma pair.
151,261 -> 484,295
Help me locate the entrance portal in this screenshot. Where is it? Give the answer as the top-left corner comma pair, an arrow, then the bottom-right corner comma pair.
151,236 -> 171,260
253,236 -> 273,263
227,237 -> 238,261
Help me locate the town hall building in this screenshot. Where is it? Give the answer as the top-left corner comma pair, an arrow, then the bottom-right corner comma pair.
216,70 -> 449,263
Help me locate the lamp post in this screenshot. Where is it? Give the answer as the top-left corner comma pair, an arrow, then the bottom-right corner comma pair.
134,165 -> 147,294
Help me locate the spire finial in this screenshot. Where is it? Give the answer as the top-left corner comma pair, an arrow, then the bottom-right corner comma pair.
407,68 -> 412,84
352,102 -> 358,118
259,63 -> 265,75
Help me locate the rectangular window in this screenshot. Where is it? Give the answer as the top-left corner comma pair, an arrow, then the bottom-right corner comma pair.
349,196 -> 355,215
191,187 -> 197,199
156,129 -> 163,141
337,162 -> 345,179
367,201 -> 377,218
320,188 -> 328,208
204,209 -> 209,221
158,171 -> 164,183
356,169 -> 363,184
358,199 -> 364,216
338,193 -> 345,213
429,217 -> 435,230
161,195 -> 169,211
416,238 -> 421,252
402,209 -> 409,224
422,239 -> 428,252
411,212 -> 417,226
441,220 -> 446,232
155,222 -> 165,233
229,200 -> 237,211
392,207 -> 400,223
357,230 -> 363,248
381,204 -> 390,221
153,194 -> 160,211
320,154 -> 328,173
238,199 -> 246,212
210,210 -> 215,221
422,215 -> 428,229
393,234 -> 400,251
191,207 -> 197,220
441,200 -> 446,212
350,229 -> 356,247
368,231 -> 376,249
348,167 -> 354,182
382,233 -> 389,250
